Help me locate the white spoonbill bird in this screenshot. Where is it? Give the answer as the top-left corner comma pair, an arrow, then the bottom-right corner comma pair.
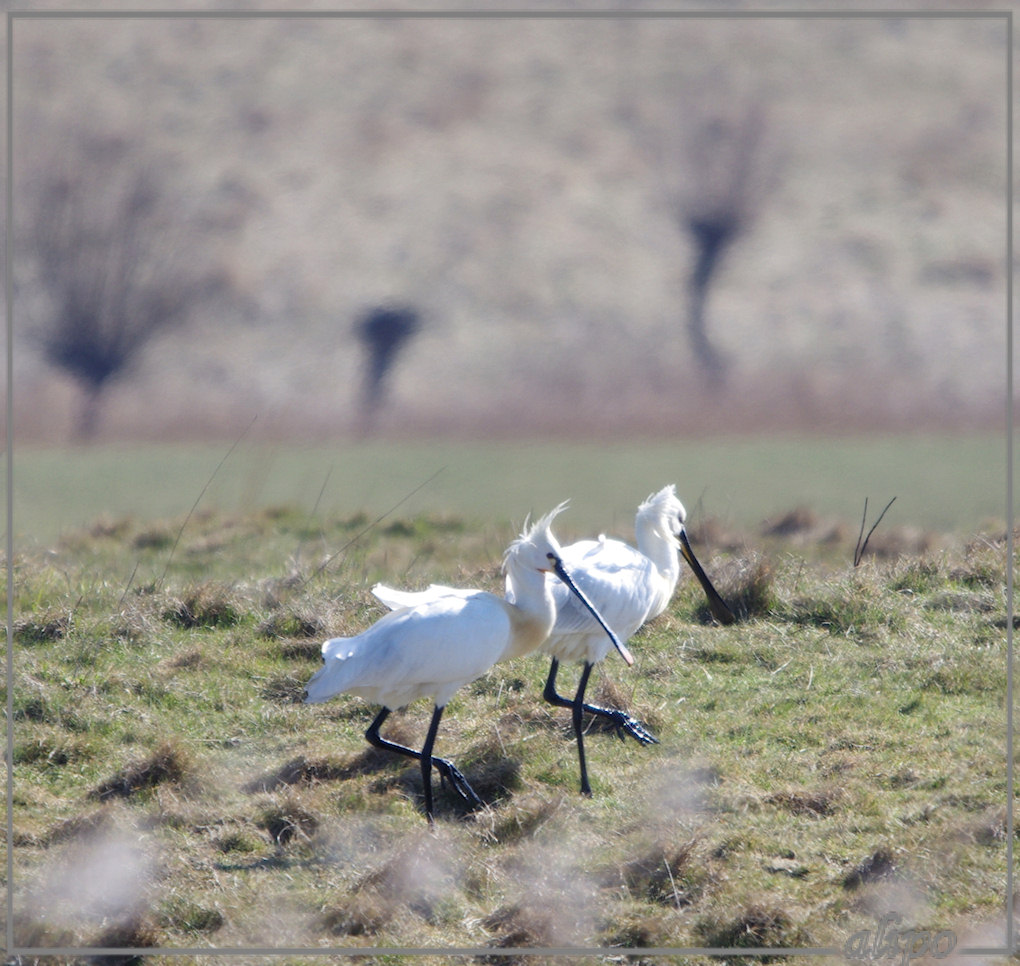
305,503 -> 629,822
373,486 -> 734,797
532,484 -> 735,795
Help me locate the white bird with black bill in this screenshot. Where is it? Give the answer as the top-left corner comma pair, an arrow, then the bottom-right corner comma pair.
374,486 -> 734,796
305,503 -> 629,822
533,485 -> 734,795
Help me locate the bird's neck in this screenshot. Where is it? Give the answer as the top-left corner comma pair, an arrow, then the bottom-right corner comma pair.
503,564 -> 557,659
636,520 -> 681,583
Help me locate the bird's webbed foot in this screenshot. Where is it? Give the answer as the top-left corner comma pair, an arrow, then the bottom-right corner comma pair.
587,705 -> 659,746
432,757 -> 484,808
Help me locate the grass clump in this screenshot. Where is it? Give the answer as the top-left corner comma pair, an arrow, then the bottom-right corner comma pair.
158,897 -> 226,934
615,836 -> 703,906
162,582 -> 244,629
257,607 -> 327,640
697,903 -> 802,959
89,740 -> 194,801
14,613 -> 71,645
786,581 -> 899,636
89,913 -> 162,960
318,890 -> 393,937
482,900 -> 562,948
709,552 -> 779,621
765,786 -> 842,817
842,847 -> 900,889
255,793 -> 321,846
486,792 -> 565,844
242,753 -> 352,792
889,556 -> 944,594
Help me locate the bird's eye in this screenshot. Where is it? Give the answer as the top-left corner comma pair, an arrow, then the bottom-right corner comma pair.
546,552 -> 557,563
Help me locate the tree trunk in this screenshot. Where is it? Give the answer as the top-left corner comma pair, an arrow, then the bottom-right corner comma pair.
74,382 -> 104,441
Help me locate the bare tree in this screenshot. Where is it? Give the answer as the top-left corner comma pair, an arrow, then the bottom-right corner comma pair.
674,103 -> 772,389
355,304 -> 421,433
632,96 -> 778,390
20,131 -> 224,439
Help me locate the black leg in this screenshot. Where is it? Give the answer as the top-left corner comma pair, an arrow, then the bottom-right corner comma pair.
364,705 -> 483,820
419,704 -> 444,822
365,707 -> 395,750
543,658 -> 658,747
572,662 -> 595,796
543,658 -> 575,710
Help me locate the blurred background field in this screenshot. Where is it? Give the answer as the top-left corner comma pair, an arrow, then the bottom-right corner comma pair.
11,9 -> 1008,449
12,433 -> 1009,547
9,6 -> 1011,547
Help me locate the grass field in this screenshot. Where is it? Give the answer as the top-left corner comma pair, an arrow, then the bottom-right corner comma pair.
6,431 -> 1013,963
11,431 -> 1009,547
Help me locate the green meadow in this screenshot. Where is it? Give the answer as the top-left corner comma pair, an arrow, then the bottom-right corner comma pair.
11,432 -> 1009,547
6,430 -> 1014,962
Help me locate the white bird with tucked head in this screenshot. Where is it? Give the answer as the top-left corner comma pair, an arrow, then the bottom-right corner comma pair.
534,484 -> 734,795
305,503 -> 629,822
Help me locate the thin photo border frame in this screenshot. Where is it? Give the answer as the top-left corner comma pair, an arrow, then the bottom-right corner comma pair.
4,7 -> 1014,961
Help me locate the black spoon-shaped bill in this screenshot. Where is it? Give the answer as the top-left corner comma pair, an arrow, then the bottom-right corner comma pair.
679,529 -> 736,625
549,553 -> 635,666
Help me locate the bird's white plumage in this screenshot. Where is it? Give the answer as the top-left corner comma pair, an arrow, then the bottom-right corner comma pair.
373,486 -> 687,669
307,593 -> 513,709
535,484 -> 687,664
371,584 -> 466,611
305,503 -> 578,712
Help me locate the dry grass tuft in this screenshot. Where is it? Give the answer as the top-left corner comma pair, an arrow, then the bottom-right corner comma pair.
255,793 -> 320,846
765,786 -> 842,817
161,646 -> 207,671
162,582 -> 242,629
332,830 -> 462,930
259,673 -> 309,704
842,847 -> 899,889
85,914 -> 161,965
278,638 -> 325,661
90,740 -> 193,801
212,828 -> 263,854
762,506 -> 819,538
687,516 -> 744,554
714,552 -> 778,621
88,515 -> 134,540
592,676 -> 633,715
132,523 -> 176,551
952,534 -> 1007,589
458,736 -> 524,806
14,613 -> 71,645
44,807 -> 119,846
242,754 -> 352,792
603,909 -> 679,948
487,792 -> 565,844
580,677 -> 651,736
698,902 -> 798,958
615,835 -> 701,906
257,607 -> 328,640
959,809 -> 1009,846
318,890 -> 393,937
859,525 -> 942,560
11,915 -> 76,953
481,836 -> 600,952
482,900 -> 561,949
